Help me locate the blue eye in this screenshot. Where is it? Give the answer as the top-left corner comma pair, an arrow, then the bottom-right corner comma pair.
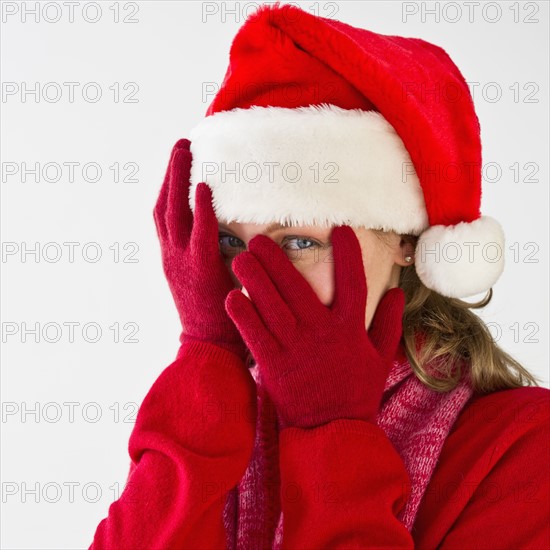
219,234 -> 244,248
219,233 -> 245,256
218,232 -> 320,257
283,237 -> 318,251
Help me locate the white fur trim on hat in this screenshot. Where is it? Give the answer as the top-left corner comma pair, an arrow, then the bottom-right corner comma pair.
414,216 -> 505,299
188,104 -> 429,232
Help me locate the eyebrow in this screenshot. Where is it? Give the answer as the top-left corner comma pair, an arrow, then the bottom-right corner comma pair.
218,221 -> 292,234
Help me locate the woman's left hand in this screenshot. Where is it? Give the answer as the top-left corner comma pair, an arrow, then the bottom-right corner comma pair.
224,225 -> 405,430
153,139 -> 248,362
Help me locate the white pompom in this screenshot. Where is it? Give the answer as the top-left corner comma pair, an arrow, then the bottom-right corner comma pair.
414,216 -> 506,299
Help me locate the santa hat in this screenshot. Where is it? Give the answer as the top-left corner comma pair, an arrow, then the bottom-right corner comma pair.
187,3 -> 505,300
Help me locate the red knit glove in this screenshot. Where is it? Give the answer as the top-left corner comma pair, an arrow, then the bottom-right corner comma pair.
153,139 -> 248,361
224,226 -> 405,429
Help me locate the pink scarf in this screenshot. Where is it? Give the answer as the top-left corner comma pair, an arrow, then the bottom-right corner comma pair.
223,345 -> 474,548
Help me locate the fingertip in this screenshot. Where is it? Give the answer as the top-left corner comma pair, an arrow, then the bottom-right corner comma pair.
173,145 -> 192,165
225,288 -> 251,320
389,287 -> 406,308
224,288 -> 240,313
225,287 -> 238,303
196,181 -> 212,201
174,138 -> 191,151
331,224 -> 354,241
331,225 -> 361,257
379,287 -> 406,314
231,251 -> 254,281
248,233 -> 275,253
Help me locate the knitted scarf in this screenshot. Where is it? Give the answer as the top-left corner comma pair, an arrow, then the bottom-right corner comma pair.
222,343 -> 474,548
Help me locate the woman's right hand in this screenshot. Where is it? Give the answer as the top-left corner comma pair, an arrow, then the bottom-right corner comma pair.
153,139 -> 248,362
225,227 -> 405,429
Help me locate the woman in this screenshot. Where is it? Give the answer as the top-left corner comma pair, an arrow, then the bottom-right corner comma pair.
89,4 -> 549,549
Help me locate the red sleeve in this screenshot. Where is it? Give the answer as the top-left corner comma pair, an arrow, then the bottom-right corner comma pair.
88,340 -> 257,550
435,393 -> 550,549
278,418 -> 414,548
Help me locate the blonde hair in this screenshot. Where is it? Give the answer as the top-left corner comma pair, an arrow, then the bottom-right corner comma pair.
375,231 -> 542,394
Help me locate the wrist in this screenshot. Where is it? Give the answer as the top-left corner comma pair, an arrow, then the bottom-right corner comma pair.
264,353 -> 389,429
176,337 -> 247,367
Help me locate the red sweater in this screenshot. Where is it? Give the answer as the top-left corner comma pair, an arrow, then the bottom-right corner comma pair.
89,341 -> 550,549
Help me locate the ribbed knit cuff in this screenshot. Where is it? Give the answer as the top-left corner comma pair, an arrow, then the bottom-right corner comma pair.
176,339 -> 246,370
279,417 -> 387,444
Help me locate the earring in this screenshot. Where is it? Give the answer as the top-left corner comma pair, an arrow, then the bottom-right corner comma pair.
405,255 -> 413,262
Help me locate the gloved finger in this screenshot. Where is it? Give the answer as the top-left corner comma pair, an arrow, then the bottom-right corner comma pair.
166,139 -> 193,249
247,234 -> 323,324
329,225 -> 367,322
232,251 -> 296,341
153,140 -> 184,243
225,289 -> 278,356
190,183 -> 222,263
368,287 -> 405,361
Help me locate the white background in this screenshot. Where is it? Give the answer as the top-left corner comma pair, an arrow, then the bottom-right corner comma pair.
1,1 -> 548,548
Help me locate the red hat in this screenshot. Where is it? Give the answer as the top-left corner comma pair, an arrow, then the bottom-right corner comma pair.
188,3 -> 505,299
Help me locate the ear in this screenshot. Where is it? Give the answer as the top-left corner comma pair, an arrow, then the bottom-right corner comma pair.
394,235 -> 417,266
